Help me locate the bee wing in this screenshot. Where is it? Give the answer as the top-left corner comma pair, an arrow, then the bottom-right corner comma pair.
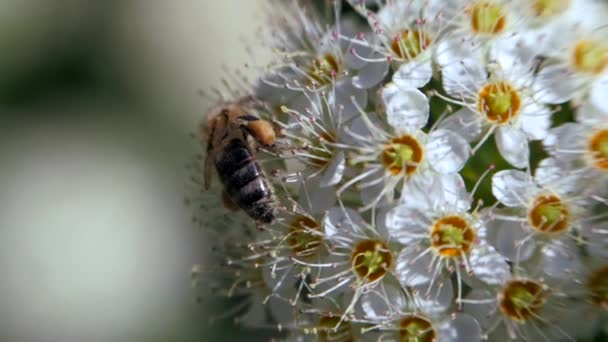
204,147 -> 213,190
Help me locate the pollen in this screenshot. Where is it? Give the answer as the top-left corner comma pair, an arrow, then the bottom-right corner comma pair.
287,216 -> 323,259
498,280 -> 546,322
351,240 -> 393,282
430,215 -> 476,258
307,54 -> 342,88
531,0 -> 569,18
398,315 -> 436,342
528,194 -> 570,234
390,30 -> 432,61
588,129 -> 608,170
572,40 -> 608,75
588,265 -> 608,308
382,135 -> 424,176
477,81 -> 521,124
468,1 -> 507,35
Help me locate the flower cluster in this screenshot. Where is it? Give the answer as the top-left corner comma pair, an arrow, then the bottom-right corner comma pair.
194,0 -> 608,340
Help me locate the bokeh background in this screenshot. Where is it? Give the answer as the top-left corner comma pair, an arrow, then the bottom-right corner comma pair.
0,1 -> 269,341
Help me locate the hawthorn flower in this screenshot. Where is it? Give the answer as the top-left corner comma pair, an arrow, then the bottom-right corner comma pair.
342,105 -> 470,211
385,173 -> 510,305
463,271 -> 574,340
436,46 -> 553,167
489,164 -> 589,263
544,102 -> 608,187
358,282 -> 482,342
300,207 -> 399,326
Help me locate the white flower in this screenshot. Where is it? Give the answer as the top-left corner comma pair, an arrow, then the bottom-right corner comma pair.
359,282 -> 482,342
342,107 -> 470,211
488,165 -> 589,263
436,43 -> 554,167
385,173 -> 509,305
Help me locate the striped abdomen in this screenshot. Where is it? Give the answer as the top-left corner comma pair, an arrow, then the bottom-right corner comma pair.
215,139 -> 276,224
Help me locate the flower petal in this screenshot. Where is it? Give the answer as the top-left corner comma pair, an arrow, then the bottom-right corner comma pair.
495,219 -> 536,262
519,101 -> 552,140
495,125 -> 530,168
299,177 -> 337,214
538,239 -> 582,280
435,35 -> 486,97
396,246 -> 435,287
386,88 -> 430,130
360,283 -> 406,319
438,314 -> 482,342
463,289 -> 496,329
332,78 -> 368,122
412,279 -> 454,315
437,108 -> 483,143
469,243 -> 510,286
385,205 -> 430,244
426,128 -> 471,173
353,58 -> 389,89
491,169 -> 534,207
532,64 -> 577,104
323,206 -> 367,238
590,74 -> 608,112
392,58 -> 433,89
318,151 -> 345,187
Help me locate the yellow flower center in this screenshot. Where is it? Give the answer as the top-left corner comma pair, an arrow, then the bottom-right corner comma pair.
382,135 -> 424,176
469,1 -> 507,35
399,315 -> 436,342
528,195 -> 570,234
477,81 -> 521,124
390,30 -> 432,61
588,266 -> 608,308
499,280 -> 546,322
287,216 -> 323,259
351,240 -> 393,282
532,0 -> 569,18
307,54 -> 342,88
588,129 -> 608,170
430,215 -> 476,258
573,40 -> 608,75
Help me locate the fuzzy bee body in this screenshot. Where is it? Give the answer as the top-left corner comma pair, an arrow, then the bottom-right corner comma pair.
202,102 -> 277,225
215,138 -> 275,223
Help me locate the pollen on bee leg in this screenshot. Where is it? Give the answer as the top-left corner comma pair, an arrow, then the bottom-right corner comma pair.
248,119 -> 277,146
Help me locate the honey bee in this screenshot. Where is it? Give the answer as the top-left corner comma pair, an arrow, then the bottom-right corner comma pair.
202,101 -> 278,224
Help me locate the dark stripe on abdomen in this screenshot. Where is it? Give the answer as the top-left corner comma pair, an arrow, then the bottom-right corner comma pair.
215,139 -> 251,181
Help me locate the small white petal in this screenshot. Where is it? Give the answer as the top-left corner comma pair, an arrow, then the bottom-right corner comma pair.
469,243 -> 510,285
495,125 -> 530,168
396,247 -> 435,287
323,206 -> 366,238
435,36 -> 486,97
519,101 -> 552,140
412,280 -> 454,315
532,64 -> 578,104
298,178 -> 337,214
495,220 -> 536,262
385,205 -> 430,244
353,58 -> 389,89
386,88 -> 430,130
535,157 -> 581,194
576,100 -> 608,126
491,169 -> 534,207
360,284 -> 405,319
538,239 -> 582,280
463,289 -> 496,329
427,129 -> 471,173
437,108 -> 483,143
318,151 -> 345,187
392,58 -> 433,89
543,123 -> 584,160
438,314 -> 482,342
590,75 -> 608,112
332,79 -> 368,122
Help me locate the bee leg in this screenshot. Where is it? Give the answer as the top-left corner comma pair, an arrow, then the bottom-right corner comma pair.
222,191 -> 240,211
241,119 -> 277,147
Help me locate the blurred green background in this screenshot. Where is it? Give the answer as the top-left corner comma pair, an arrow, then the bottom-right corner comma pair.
0,1 -> 269,341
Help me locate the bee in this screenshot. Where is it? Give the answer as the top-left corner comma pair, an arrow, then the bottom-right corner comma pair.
202,101 -> 278,224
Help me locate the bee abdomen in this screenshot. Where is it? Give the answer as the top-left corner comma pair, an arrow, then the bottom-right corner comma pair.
216,139 -> 276,224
